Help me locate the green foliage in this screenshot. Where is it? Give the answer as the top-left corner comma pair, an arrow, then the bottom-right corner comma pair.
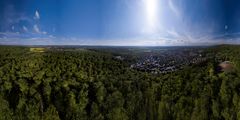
158,101 -> 170,120
0,95 -> 13,120
0,45 -> 240,120
43,105 -> 61,120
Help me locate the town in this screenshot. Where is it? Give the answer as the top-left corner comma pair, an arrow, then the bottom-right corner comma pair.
130,47 -> 208,74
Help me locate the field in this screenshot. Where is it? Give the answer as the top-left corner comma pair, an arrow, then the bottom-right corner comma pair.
0,45 -> 240,120
30,47 -> 46,52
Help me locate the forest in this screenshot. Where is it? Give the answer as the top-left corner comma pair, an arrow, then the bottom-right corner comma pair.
0,45 -> 240,120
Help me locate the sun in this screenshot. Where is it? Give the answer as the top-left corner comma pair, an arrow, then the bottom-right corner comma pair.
144,0 -> 158,32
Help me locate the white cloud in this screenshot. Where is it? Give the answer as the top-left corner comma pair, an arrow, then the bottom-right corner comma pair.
33,25 -> 40,33
49,35 -> 56,38
42,31 -> 47,35
11,26 -> 15,31
34,10 -> 40,20
23,26 -> 28,32
0,32 -> 19,36
168,0 -> 180,18
167,30 -> 181,38
33,24 -> 48,35
225,25 -> 228,30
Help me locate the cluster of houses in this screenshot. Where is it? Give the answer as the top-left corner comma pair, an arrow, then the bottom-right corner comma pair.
130,49 -> 207,74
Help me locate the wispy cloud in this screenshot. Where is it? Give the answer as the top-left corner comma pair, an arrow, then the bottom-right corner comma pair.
11,26 -> 15,31
34,10 -> 40,20
167,30 -> 181,38
33,24 -> 47,34
23,26 -> 28,32
33,25 -> 40,33
168,0 -> 181,18
33,10 -> 48,35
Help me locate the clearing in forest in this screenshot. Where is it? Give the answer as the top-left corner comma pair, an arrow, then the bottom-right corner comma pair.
30,48 -> 45,53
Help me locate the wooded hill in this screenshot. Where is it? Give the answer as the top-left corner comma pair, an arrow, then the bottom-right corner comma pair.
0,45 -> 240,120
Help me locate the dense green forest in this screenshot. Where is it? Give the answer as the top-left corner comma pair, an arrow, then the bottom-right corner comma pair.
0,45 -> 240,120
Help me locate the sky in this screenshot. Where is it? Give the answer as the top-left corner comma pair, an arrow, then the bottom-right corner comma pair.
0,0 -> 240,46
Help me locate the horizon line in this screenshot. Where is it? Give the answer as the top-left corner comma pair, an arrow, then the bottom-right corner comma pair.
0,44 -> 236,47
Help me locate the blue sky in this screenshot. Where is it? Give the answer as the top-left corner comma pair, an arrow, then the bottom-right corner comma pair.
0,0 -> 240,45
